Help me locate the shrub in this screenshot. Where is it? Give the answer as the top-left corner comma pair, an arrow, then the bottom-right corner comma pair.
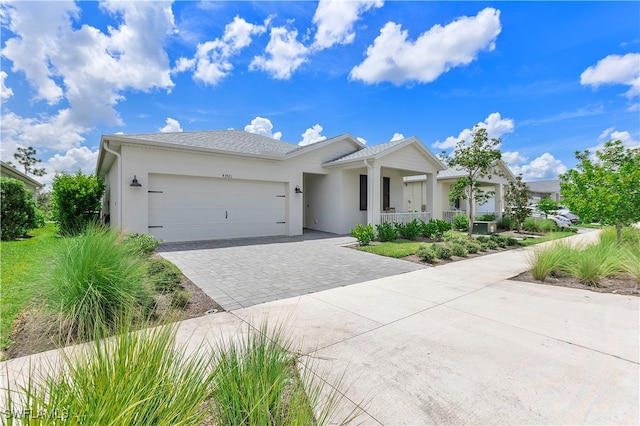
52,172 -> 105,236
147,258 -> 183,292
170,289 -> 191,309
523,217 -> 541,233
123,232 -> 162,255
432,244 -> 452,260
350,223 -> 375,246
452,214 -> 470,231
420,220 -> 437,239
422,219 -> 451,240
0,178 -> 38,240
496,215 -> 514,231
376,222 -> 398,242
528,243 -> 570,281
449,242 -> 468,257
475,236 -> 490,243
480,242 -> 491,251
5,323 -> 216,425
465,240 -> 482,254
475,213 -> 496,221
47,225 -> 154,340
600,226 -> 640,247
621,244 -> 640,284
395,220 -> 421,240
506,237 -> 519,247
490,234 -> 508,248
539,219 -> 558,233
416,245 -> 436,263
34,208 -> 46,228
485,239 -> 499,250
567,243 -> 623,286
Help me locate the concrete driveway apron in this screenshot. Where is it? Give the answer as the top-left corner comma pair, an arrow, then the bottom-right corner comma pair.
158,231 -> 425,311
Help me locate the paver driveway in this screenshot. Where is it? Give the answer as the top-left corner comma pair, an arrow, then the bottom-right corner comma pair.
158,231 -> 424,310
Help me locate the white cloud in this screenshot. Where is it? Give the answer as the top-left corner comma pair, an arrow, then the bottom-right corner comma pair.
1,0 -> 176,127
502,151 -> 527,167
250,26 -> 309,79
312,0 -> 383,50
160,117 -> 183,133
511,153 -> 567,181
299,124 -> 327,146
390,133 -> 405,142
46,146 -> 99,176
0,110 -> 87,152
357,136 -> 367,145
433,112 -> 514,150
580,53 -> 640,98
1,71 -> 14,101
350,7 -> 501,85
175,16 -> 266,85
588,128 -> 640,153
244,117 -> 282,140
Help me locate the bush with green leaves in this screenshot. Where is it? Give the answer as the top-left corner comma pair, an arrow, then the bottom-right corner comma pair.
523,217 -> 542,233
376,221 -> 398,242
432,244 -> 452,260
170,289 -> 192,309
449,242 -> 468,257
395,219 -> 421,240
350,223 -> 375,246
416,245 -> 436,263
52,171 -> 105,236
47,225 -> 154,340
421,219 -> 451,240
147,258 -> 183,292
496,215 -> 514,231
475,213 -> 496,221
465,240 -> 482,254
475,236 -> 490,244
452,214 -> 470,231
123,232 -> 162,255
490,234 -> 508,248
0,177 -> 38,240
506,237 -> 519,246
485,239 -> 499,250
539,219 -> 558,233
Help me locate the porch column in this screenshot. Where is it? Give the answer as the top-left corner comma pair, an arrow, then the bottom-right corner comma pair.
366,161 -> 381,225
426,172 -> 437,219
495,183 -> 504,217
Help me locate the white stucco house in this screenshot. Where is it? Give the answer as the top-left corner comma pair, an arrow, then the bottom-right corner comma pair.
403,160 -> 517,222
0,160 -> 44,195
96,130 -> 446,242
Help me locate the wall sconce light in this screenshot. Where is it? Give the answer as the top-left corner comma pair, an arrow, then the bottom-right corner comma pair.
295,185 -> 303,194
130,175 -> 142,187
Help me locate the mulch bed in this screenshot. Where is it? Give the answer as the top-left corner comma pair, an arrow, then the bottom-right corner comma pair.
511,271 -> 639,297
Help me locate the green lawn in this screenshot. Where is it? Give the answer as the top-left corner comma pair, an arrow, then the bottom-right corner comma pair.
0,223 -> 64,350
358,241 -> 425,258
516,231 -> 577,247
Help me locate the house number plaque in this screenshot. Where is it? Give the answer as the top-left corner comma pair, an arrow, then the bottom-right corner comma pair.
221,174 -> 232,179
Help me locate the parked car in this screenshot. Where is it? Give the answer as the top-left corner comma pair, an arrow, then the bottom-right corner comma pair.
556,206 -> 579,223
549,214 -> 572,228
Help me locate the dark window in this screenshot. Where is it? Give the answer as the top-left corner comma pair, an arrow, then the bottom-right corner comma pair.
454,198 -> 461,209
383,177 -> 390,210
359,174 -> 367,211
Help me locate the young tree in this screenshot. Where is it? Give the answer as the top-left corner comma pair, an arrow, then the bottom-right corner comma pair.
13,146 -> 46,176
1,178 -> 38,240
537,197 -> 557,218
560,140 -> 640,243
442,126 -> 503,238
52,172 -> 105,236
504,174 -> 530,232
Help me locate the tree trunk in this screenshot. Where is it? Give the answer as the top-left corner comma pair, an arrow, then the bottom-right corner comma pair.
616,222 -> 622,244
467,189 -> 475,239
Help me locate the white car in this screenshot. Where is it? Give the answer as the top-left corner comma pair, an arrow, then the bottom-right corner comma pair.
557,206 -> 579,223
549,214 -> 572,228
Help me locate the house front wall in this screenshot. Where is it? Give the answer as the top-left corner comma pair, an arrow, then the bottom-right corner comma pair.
438,173 -> 512,219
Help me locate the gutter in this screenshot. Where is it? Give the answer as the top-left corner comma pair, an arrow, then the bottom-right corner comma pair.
102,141 -> 122,230
364,159 -> 373,225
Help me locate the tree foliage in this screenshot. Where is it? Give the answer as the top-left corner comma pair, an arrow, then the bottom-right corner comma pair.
537,197 -> 557,218
0,177 -> 38,240
504,174 -> 530,232
52,172 -> 105,236
13,146 -> 46,177
442,126 -> 503,237
560,140 -> 640,243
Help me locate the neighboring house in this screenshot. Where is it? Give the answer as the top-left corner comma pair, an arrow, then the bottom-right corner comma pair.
0,160 -> 43,195
96,130 -> 446,242
526,179 -> 561,203
404,161 -> 516,222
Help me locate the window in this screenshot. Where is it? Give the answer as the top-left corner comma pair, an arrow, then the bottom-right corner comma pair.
359,175 -> 367,210
383,177 -> 390,210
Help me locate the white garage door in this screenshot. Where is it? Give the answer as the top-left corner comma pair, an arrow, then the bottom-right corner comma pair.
148,174 -> 287,242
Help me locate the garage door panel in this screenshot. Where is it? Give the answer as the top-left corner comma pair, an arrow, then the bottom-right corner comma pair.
147,174 -> 287,242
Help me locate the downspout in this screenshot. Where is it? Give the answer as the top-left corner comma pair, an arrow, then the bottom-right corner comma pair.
364,159 -> 373,225
102,141 -> 122,230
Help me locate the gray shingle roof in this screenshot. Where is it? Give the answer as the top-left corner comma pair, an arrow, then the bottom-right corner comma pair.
114,130 -> 298,156
323,138 -> 408,165
526,179 -> 560,193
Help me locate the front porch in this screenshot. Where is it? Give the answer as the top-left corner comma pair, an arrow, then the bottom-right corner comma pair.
380,211 -> 432,224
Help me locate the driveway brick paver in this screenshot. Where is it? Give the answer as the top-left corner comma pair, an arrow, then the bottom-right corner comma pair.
158,231 -> 424,311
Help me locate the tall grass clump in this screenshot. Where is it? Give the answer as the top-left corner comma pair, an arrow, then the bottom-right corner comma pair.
621,244 -> 640,285
5,322 -> 215,425
567,243 -> 624,286
47,225 -> 154,341
528,243 -> 570,281
210,324 -> 351,425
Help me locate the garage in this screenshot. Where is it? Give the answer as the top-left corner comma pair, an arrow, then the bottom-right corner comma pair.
148,173 -> 287,242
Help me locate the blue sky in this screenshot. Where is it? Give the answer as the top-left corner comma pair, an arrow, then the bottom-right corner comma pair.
1,1 -> 639,187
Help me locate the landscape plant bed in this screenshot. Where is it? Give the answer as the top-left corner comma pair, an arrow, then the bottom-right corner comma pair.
510,271 -> 639,297
4,276 -> 223,360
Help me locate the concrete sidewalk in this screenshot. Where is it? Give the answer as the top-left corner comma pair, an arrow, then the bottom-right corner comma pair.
2,229 -> 638,424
